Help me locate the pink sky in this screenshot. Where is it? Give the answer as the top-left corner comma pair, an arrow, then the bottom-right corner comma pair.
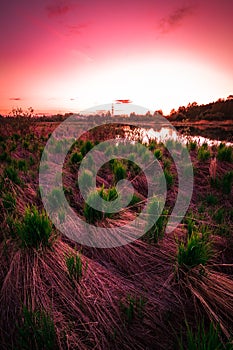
0,0 -> 232,115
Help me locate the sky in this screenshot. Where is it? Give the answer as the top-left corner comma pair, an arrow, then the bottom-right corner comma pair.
0,0 -> 232,115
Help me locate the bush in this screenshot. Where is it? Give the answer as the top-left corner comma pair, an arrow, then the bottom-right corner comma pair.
17,306 -> 57,350
198,146 -> 210,161
217,144 -> 232,162
15,206 -> 53,248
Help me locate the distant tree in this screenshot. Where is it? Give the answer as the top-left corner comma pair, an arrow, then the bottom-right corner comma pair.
9,107 -> 35,135
227,95 -> 233,100
10,107 -> 34,118
154,109 -> 163,116
170,108 -> 176,116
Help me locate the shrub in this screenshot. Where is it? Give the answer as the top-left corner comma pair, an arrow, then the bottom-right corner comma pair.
177,230 -> 211,269
15,205 -> 53,248
198,146 -> 210,161
65,250 -> 86,282
17,306 -> 57,350
217,144 -> 232,162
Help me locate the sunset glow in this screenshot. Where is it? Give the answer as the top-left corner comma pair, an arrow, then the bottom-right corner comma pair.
1,0 -> 232,115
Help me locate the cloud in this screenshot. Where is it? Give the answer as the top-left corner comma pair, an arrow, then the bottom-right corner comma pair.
66,23 -> 88,36
9,97 -> 22,101
115,99 -> 132,104
158,4 -> 196,34
46,1 -> 73,17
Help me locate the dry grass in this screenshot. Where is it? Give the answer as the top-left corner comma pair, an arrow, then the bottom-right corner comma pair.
0,119 -> 233,349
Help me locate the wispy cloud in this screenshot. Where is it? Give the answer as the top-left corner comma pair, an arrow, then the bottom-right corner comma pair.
66,23 -> 88,36
46,1 -> 73,17
115,99 -> 132,104
158,4 -> 197,34
9,97 -> 22,101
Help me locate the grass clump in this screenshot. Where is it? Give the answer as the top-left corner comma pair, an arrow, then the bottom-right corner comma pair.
65,250 -> 87,282
83,186 -> 119,223
17,306 -> 57,350
217,144 -> 232,162
47,187 -> 64,210
111,159 -> 127,183
188,141 -> 197,151
222,171 -> 233,194
77,170 -> 93,195
164,168 -> 174,189
206,193 -> 218,205
177,228 -> 212,270
145,198 -> 168,243
2,192 -> 16,212
70,151 -> 83,164
14,205 -> 53,248
154,148 -> 162,160
198,146 -> 211,161
80,140 -> 94,156
178,320 -> 230,350
4,165 -> 21,184
18,159 -> 28,171
120,295 -> 146,326
83,190 -> 103,224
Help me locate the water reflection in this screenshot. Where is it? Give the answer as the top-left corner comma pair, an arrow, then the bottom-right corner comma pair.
120,126 -> 233,147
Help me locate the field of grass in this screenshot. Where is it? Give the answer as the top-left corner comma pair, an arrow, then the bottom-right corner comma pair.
0,116 -> 233,349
